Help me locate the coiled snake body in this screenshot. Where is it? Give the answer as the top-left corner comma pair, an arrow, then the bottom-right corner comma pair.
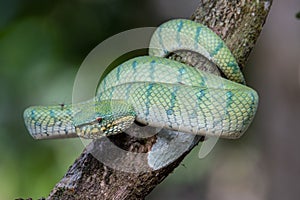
24,19 -> 258,140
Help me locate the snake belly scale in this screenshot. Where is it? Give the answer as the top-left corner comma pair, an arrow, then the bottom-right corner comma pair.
23,19 -> 259,140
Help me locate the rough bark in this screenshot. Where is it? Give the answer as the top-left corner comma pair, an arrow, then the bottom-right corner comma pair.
47,0 -> 272,199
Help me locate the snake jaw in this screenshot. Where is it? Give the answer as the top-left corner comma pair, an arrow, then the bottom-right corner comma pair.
75,115 -> 135,139
73,100 -> 136,139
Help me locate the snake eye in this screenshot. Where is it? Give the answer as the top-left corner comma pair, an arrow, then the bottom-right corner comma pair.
96,117 -> 103,123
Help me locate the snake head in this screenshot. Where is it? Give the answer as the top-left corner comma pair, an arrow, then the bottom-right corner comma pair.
74,100 -> 136,139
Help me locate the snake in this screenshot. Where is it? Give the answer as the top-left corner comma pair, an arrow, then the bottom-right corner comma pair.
23,19 -> 258,140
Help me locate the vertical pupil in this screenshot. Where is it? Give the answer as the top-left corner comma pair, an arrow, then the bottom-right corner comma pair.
97,117 -> 102,123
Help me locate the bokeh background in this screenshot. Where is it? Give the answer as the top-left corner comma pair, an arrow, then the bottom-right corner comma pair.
0,0 -> 299,199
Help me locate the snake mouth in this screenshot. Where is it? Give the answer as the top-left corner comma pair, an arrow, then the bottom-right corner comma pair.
75,115 -> 135,139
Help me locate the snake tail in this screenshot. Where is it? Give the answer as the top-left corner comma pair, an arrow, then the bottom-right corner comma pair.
149,19 -> 245,84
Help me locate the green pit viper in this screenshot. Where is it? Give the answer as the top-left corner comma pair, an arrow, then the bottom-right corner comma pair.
23,19 -> 258,140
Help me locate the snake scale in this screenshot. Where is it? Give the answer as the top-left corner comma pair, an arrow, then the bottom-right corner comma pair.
23,19 -> 258,140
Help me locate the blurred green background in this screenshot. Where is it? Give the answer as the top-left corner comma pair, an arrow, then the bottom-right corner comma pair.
1,0 -> 299,199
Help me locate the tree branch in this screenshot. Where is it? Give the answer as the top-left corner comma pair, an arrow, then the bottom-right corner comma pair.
47,0 -> 272,199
